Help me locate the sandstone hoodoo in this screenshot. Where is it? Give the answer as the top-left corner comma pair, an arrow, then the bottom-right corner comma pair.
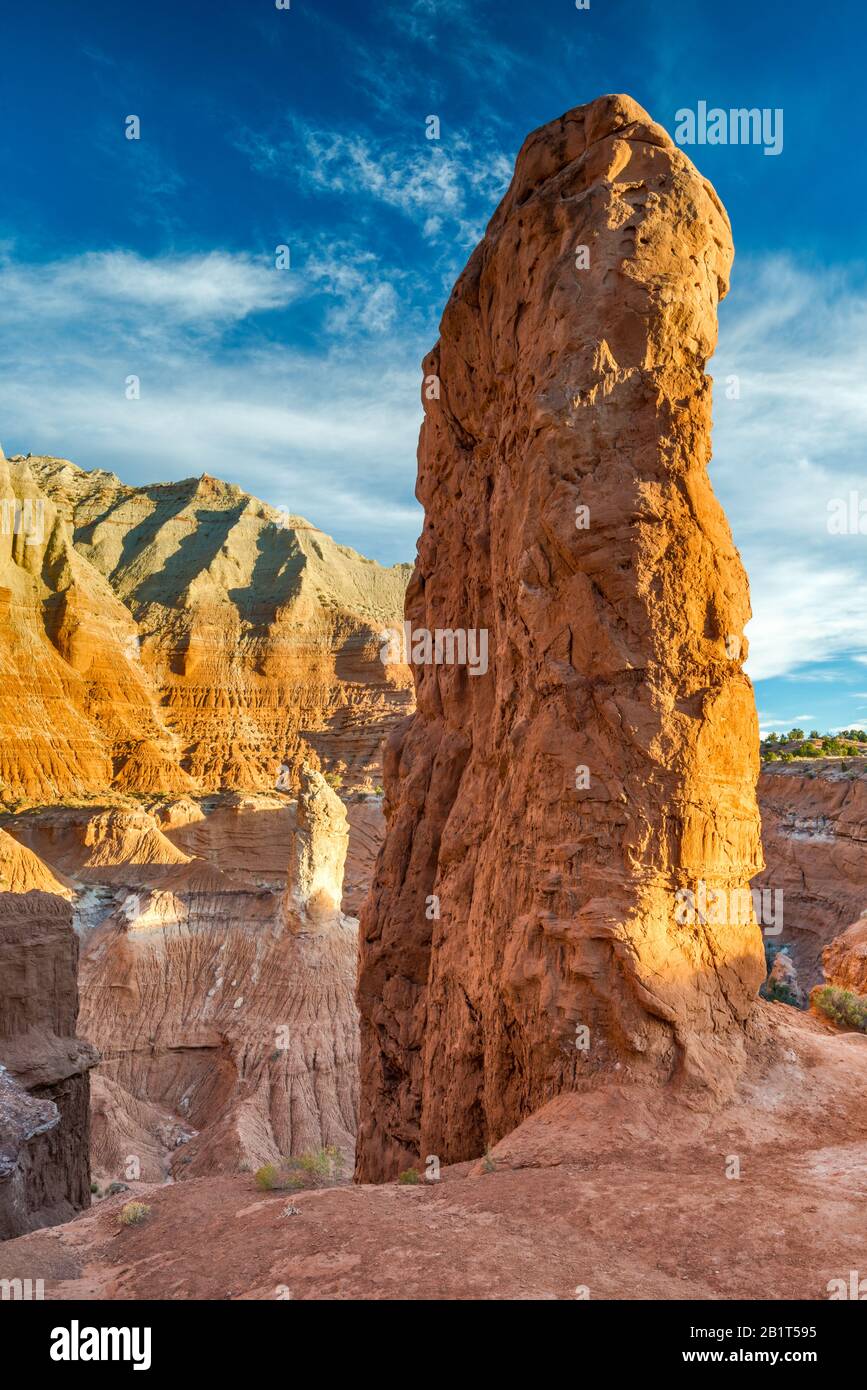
0,835 -> 98,1238
357,94 -> 765,1181
285,765 -> 353,929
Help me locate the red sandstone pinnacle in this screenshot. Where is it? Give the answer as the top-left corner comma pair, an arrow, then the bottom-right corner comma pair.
356,93 -> 765,1182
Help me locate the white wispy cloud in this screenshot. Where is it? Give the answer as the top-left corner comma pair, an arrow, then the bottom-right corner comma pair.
306,245 -> 402,334
393,0 -> 470,45
0,250 -> 298,328
239,119 -> 512,247
3,243 -> 865,608
711,256 -> 867,682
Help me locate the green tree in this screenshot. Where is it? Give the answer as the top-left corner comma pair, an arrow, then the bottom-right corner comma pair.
788,728 -> 805,742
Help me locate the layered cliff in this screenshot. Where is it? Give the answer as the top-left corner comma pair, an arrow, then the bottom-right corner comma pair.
0,833 -> 97,1238
0,449 -> 412,803
357,94 -> 765,1181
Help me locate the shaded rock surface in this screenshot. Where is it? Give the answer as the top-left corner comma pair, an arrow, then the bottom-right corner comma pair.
357,93 -> 765,1181
766,948 -> 807,1008
821,914 -> 867,997
756,759 -> 867,987
74,768 -> 359,1183
0,848 -> 97,1238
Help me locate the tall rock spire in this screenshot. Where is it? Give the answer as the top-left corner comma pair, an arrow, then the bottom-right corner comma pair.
356,94 -> 764,1182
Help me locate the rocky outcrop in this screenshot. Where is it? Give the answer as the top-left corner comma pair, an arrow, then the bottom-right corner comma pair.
764,947 -> 807,1008
284,766 -> 351,928
357,94 -> 765,1181
76,768 -> 359,1182
0,840 -> 97,1238
0,451 -> 411,804
0,448 -> 177,804
756,759 -> 867,986
821,913 -> 867,996
4,1005 -> 867,1303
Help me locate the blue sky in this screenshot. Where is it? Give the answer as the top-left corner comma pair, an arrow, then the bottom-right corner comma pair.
1,0 -> 866,733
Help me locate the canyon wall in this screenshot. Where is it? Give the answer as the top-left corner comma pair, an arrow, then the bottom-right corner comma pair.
822,914 -> 867,995
0,440 -> 406,1186
0,833 -> 97,1238
0,450 -> 411,804
357,94 -> 765,1181
75,769 -> 359,1181
756,760 -> 867,987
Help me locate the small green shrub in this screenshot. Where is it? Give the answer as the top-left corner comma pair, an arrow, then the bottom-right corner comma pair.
761,979 -> 801,1008
255,1148 -> 344,1193
398,1167 -> 420,1185
119,1201 -> 151,1226
812,986 -> 867,1033
288,1145 -> 343,1179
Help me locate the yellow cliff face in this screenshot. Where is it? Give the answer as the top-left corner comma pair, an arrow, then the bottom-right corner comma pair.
0,453 -> 412,803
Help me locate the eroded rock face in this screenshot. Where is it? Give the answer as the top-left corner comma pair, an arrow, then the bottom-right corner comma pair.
821,915 -> 867,996
766,949 -> 807,1008
756,760 -> 867,986
0,850 -> 97,1238
0,453 -> 411,803
76,769 -> 359,1182
357,94 -> 764,1181
285,767 -> 352,928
